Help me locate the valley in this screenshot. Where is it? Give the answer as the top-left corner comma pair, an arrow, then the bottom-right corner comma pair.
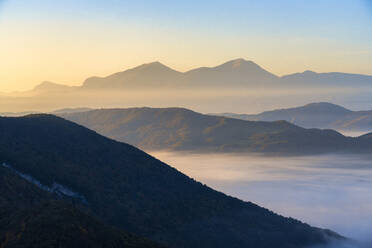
151,151 -> 372,246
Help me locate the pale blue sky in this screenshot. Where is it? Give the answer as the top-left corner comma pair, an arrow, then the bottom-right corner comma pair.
0,0 -> 371,91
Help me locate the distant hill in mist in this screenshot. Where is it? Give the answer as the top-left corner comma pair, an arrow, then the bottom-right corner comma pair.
33,81 -> 78,92
81,58 -> 279,89
61,107 -> 372,155
0,111 -> 40,117
23,58 -> 372,92
52,107 -> 93,114
214,102 -> 372,132
280,71 -> 372,88
82,62 -> 184,89
0,114 -> 343,248
2,58 -> 371,113
183,58 -> 278,87
0,108 -> 92,117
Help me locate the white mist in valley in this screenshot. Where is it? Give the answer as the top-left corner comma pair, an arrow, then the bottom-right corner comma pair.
150,152 -> 372,244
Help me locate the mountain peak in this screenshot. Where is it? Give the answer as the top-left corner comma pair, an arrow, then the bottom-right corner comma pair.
303,70 -> 317,75
135,61 -> 177,72
33,81 -> 71,91
184,58 -> 278,86
219,58 -> 257,68
35,81 -> 58,88
303,102 -> 351,112
82,61 -> 182,89
146,61 -> 163,66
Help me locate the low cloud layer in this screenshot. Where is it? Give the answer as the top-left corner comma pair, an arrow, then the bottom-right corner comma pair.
151,152 -> 372,245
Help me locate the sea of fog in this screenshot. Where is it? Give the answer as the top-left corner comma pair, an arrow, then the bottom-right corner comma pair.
150,152 -> 372,245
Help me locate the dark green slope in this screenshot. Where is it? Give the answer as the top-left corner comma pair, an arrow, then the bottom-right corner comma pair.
61,107 -> 371,155
0,114 -> 342,248
0,166 -> 163,248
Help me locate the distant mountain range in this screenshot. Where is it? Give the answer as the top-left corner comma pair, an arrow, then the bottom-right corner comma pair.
83,61 -> 184,89
21,58 -> 372,92
2,58 -> 371,113
181,59 -> 278,88
280,70 -> 372,88
213,102 -> 372,132
0,108 -> 93,117
0,114 -> 344,247
61,107 -> 372,155
33,81 -> 78,92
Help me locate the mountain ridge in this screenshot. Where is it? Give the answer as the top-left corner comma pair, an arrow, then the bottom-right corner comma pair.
23,59 -> 372,92
33,81 -> 76,91
184,58 -> 278,87
0,114 -> 344,247
214,102 -> 372,132
82,61 -> 184,89
60,107 -> 372,155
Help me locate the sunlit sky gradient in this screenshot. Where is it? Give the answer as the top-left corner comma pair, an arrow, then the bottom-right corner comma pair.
0,0 -> 371,92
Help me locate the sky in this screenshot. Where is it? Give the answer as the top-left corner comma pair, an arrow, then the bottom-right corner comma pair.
0,0 -> 371,92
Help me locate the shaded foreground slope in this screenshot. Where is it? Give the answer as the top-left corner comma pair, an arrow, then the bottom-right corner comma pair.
0,114 -> 342,248
0,166 -> 163,248
62,107 -> 372,155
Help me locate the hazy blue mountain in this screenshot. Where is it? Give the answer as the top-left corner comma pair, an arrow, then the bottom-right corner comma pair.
8,59 -> 372,95
61,107 -> 372,155
280,70 -> 372,87
77,59 -> 372,90
0,108 -> 92,117
0,111 -> 40,117
214,102 -> 372,132
52,107 -> 93,114
33,81 -> 77,92
0,114 -> 343,248
82,62 -> 184,89
81,59 -> 279,89
184,58 -> 278,87
3,59 -> 371,114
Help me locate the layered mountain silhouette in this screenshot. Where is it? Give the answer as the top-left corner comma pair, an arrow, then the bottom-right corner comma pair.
183,58 -> 278,87
214,102 -> 372,132
0,108 -> 92,117
0,114 -> 344,248
33,81 -> 77,92
23,58 -> 372,92
2,59 -> 371,113
61,107 -> 372,155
